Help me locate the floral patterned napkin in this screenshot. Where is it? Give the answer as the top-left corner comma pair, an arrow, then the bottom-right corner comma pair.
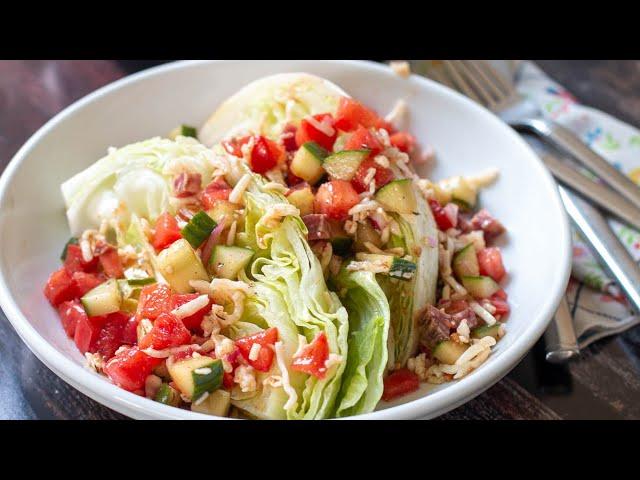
411,60 -> 640,349
514,61 -> 640,348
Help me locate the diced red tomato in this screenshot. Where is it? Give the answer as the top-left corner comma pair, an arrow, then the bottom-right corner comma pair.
382,368 -> 420,401
74,313 -> 107,354
104,346 -> 162,392
222,136 -> 252,157
343,126 -> 384,156
295,113 -> 337,151
57,299 -> 86,338
443,299 -> 470,316
223,371 -> 235,389
477,247 -> 506,282
390,132 -> 416,153
286,168 -> 304,187
291,332 -> 330,379
493,289 -> 508,301
250,136 -> 283,174
44,268 -> 78,307
169,293 -> 212,332
170,346 -> 200,363
63,244 -> 98,274
281,124 -> 298,152
122,316 -> 138,345
99,248 -> 123,278
139,312 -> 191,350
334,97 -> 391,132
351,158 -> 395,193
95,312 -> 131,359
200,177 -> 232,209
236,327 -> 278,372
72,271 -> 104,297
489,295 -> 510,317
135,283 -> 172,322
152,212 -> 182,251
314,180 -> 360,221
428,199 -> 456,231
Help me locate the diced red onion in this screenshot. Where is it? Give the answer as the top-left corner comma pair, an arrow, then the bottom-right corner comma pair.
201,219 -> 228,264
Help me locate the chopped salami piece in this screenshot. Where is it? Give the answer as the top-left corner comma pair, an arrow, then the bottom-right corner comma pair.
173,172 -> 202,198
419,305 -> 454,351
302,214 -> 332,241
470,208 -> 506,240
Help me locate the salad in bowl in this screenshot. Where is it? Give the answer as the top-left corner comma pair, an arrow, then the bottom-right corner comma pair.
43,72 -> 509,419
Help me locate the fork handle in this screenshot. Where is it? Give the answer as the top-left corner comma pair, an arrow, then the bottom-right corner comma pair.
519,118 -> 640,211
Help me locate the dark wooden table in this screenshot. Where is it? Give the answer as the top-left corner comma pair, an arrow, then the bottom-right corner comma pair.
1,60 -> 639,420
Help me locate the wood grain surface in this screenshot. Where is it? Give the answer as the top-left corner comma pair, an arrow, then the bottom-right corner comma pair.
1,60 -> 638,420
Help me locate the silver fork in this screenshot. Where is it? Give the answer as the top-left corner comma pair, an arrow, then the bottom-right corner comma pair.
433,60 -> 640,212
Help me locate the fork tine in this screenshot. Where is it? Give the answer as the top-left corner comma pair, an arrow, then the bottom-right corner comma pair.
472,60 -> 516,98
450,60 -> 497,107
442,60 -> 483,105
464,60 -> 506,101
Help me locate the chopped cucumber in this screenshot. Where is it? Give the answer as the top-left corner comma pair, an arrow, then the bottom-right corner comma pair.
354,220 -> 382,251
155,383 -> 181,407
168,124 -> 198,140
433,340 -> 469,364
168,356 -> 223,401
374,179 -> 417,214
290,141 -> 328,185
121,298 -> 138,314
461,275 -> 501,299
157,238 -> 209,293
209,245 -> 254,280
355,253 -> 417,280
191,389 -> 231,417
323,150 -> 369,181
117,279 -> 142,300
181,211 -> 217,248
81,279 -> 122,317
332,132 -> 351,152
60,237 -> 79,261
439,176 -> 477,210
207,200 -> 238,224
453,243 -> 479,278
286,185 -> 315,217
472,323 -> 502,340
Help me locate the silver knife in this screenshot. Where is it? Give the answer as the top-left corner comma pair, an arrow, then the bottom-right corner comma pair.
559,185 -> 640,313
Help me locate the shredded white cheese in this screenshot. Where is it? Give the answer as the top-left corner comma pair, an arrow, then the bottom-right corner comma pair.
234,365 -> 257,393
171,294 -> 210,320
470,301 -> 497,326
390,61 -> 411,78
305,114 -> 335,137
274,341 -> 298,411
229,173 -> 252,205
248,343 -> 262,362
226,220 -> 237,246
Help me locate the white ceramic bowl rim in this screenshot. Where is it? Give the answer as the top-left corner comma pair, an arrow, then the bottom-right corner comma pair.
0,60 -> 572,419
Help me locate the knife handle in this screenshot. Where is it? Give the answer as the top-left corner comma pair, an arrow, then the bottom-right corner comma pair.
559,186 -> 640,313
524,118 -> 640,212
542,154 -> 640,232
545,296 -> 580,363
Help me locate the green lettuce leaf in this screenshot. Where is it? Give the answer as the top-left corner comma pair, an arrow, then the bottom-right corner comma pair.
228,172 -> 349,420
333,270 -> 390,417
61,136 -> 216,235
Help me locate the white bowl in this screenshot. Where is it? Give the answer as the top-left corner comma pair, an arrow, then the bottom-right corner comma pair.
0,60 -> 571,420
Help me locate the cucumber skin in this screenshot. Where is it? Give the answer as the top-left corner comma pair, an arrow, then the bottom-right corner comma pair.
461,275 -> 500,299
471,323 -> 502,340
155,383 -> 181,406
181,211 -> 217,248
375,179 -> 417,214
433,340 -> 468,364
453,243 -> 479,278
323,150 -> 369,181
191,359 -> 224,402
